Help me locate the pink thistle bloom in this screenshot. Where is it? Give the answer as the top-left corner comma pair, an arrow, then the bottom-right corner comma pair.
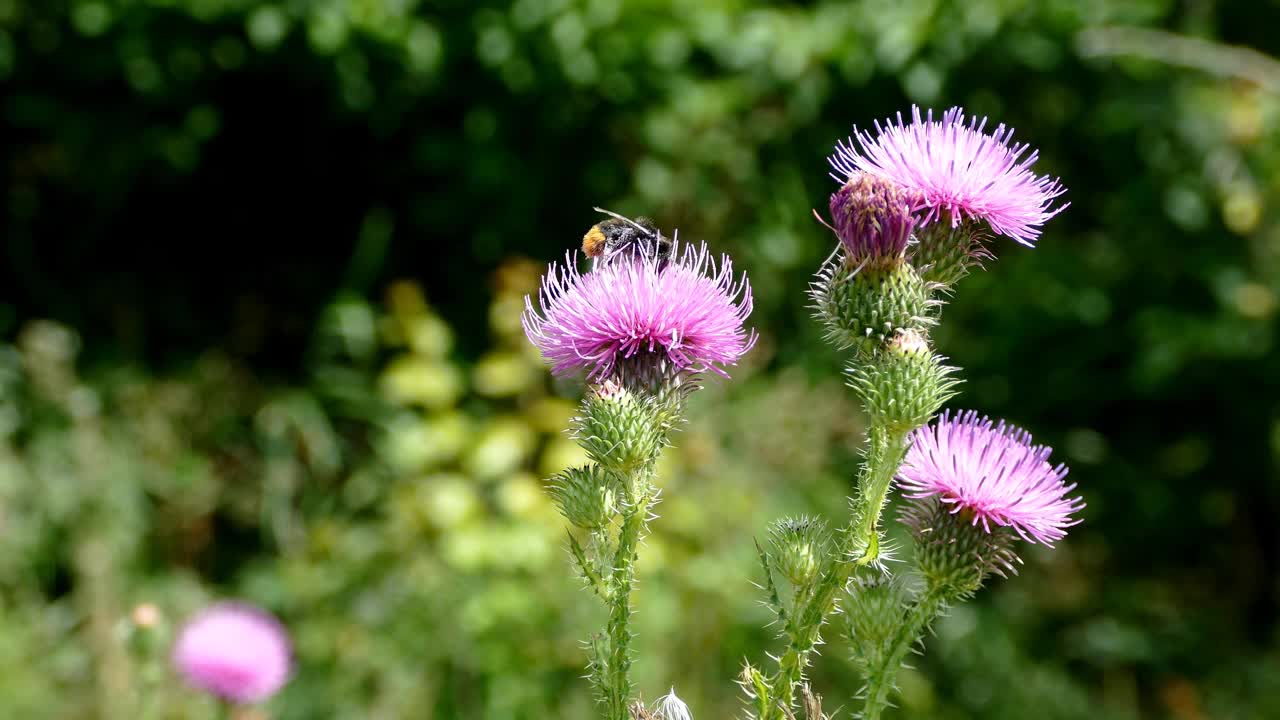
172,603 -> 292,704
829,106 -> 1068,246
523,240 -> 756,380
897,410 -> 1084,546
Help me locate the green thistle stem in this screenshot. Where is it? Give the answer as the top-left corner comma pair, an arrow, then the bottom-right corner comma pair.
847,425 -> 909,567
604,476 -> 654,720
761,425 -> 907,720
862,589 -> 947,720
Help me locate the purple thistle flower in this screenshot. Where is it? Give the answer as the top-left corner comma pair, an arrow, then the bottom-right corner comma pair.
829,106 -> 1068,247
828,172 -> 920,264
897,410 -> 1084,546
523,240 -> 756,380
172,603 -> 292,704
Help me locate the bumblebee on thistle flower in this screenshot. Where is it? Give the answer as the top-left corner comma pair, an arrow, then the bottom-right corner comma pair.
582,207 -> 673,269
526,214 -> 755,381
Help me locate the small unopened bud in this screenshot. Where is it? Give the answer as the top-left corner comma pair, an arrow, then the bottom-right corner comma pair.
547,465 -> 617,529
829,173 -> 919,267
845,329 -> 959,433
574,382 -> 667,474
812,259 -> 931,357
843,574 -> 909,673
900,496 -> 1019,600
768,516 -> 832,586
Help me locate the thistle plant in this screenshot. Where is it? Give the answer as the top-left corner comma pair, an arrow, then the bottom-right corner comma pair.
524,230 -> 756,720
741,106 -> 1076,720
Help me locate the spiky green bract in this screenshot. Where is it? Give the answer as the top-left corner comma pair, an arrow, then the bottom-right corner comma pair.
548,465 -> 618,530
768,516 -> 833,587
845,329 -> 961,434
811,255 -> 932,357
615,356 -> 695,436
842,573 -> 911,676
901,496 -> 1019,601
910,219 -> 993,289
574,379 -> 669,476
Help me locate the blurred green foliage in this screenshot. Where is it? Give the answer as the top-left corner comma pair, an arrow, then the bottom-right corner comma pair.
2,0 -> 1280,719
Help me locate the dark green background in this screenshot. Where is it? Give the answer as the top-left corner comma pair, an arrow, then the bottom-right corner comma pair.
2,1 -> 1278,718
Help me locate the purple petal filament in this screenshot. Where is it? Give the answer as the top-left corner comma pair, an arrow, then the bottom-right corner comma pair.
829,106 -> 1068,246
523,241 -> 757,380
897,410 -> 1085,546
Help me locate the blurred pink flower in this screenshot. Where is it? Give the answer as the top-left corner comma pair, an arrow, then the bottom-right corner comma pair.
172,603 -> 292,704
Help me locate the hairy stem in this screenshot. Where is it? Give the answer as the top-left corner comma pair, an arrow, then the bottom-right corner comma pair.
862,589 -> 946,720
604,479 -> 654,720
847,425 -> 909,567
762,425 -> 907,719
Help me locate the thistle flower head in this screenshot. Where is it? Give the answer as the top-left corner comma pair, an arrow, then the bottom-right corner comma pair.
172,603 -> 292,704
897,410 -> 1084,546
830,106 -> 1067,246
523,240 -> 756,381
828,172 -> 920,264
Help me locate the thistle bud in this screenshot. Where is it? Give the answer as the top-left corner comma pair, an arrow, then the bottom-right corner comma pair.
842,573 -> 910,673
900,496 -> 1018,600
828,173 -> 919,266
547,465 -> 618,530
909,221 -> 993,288
768,516 -> 832,586
845,329 -> 960,433
812,259 -> 931,357
574,380 -> 667,474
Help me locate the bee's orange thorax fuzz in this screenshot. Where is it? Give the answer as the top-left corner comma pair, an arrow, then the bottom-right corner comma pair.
582,225 -> 607,257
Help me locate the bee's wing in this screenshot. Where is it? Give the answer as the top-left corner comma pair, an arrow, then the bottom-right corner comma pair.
593,207 -> 654,237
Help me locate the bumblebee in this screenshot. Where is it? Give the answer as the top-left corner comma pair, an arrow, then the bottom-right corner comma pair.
582,207 -> 673,268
